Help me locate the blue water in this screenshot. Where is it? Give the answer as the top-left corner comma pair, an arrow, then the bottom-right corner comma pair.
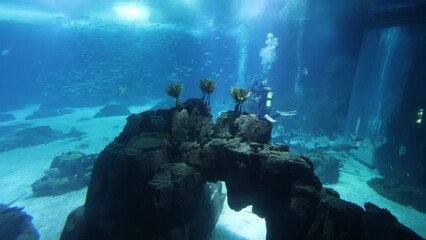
1,0 -> 426,239
0,0 -> 367,113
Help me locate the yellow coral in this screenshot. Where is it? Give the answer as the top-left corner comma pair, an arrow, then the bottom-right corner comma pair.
199,79 -> 217,94
230,87 -> 251,103
230,87 -> 251,115
166,83 -> 183,99
166,83 -> 183,107
199,79 -> 217,106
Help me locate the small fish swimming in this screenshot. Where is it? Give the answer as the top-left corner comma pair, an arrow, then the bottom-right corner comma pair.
276,110 -> 297,117
302,67 -> 308,76
115,86 -> 127,96
1,49 -> 11,56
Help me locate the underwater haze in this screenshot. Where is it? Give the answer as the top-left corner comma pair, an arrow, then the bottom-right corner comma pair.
0,0 -> 369,111
0,0 -> 426,239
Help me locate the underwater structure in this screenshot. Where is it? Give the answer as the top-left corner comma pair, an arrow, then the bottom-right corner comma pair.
344,4 -> 426,191
60,99 -> 422,240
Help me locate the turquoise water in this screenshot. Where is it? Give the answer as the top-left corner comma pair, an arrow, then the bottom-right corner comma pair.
1,1 -> 425,239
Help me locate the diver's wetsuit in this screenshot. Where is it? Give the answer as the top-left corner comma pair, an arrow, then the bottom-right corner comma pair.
250,81 -> 273,118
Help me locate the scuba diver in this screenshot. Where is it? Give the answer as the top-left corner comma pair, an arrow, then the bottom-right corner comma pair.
250,79 -> 297,122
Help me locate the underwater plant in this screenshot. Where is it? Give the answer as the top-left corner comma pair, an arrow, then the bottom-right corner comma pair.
199,79 -> 217,106
166,83 -> 183,107
230,87 -> 251,115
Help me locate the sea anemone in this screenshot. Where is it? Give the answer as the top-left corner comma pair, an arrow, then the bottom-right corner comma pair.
230,87 -> 251,114
199,79 -> 217,106
166,83 -> 183,107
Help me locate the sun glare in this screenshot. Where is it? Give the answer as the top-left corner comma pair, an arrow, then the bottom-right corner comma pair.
238,0 -> 267,20
113,3 -> 150,23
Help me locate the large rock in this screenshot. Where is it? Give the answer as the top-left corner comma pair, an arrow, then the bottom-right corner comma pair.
61,98 -> 423,240
31,152 -> 97,196
368,177 -> 426,213
304,149 -> 341,184
213,112 -> 272,144
60,207 -> 90,240
234,114 -> 272,144
308,195 -> 422,240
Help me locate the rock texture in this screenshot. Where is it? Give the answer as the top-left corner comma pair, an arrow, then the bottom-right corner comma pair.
304,149 -> 341,184
368,177 -> 426,213
31,151 -> 97,196
61,99 -> 423,240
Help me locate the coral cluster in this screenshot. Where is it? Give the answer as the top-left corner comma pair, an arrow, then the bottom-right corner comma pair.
166,83 -> 183,107
230,87 -> 251,114
199,79 -> 217,106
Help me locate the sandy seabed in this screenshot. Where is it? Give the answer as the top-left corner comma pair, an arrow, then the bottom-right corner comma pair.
0,103 -> 424,240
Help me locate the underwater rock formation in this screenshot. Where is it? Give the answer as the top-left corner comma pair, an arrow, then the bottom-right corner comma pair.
303,149 -> 341,184
31,151 -> 97,196
61,99 -> 423,240
0,204 -> 39,240
213,111 -> 272,144
368,177 -> 426,213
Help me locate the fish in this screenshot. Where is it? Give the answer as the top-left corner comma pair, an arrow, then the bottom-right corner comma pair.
328,144 -> 358,152
1,49 -> 11,56
115,86 -> 127,95
302,67 -> 309,76
276,110 -> 297,117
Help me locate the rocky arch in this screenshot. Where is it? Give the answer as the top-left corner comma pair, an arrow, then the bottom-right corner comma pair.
60,99 -> 422,240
